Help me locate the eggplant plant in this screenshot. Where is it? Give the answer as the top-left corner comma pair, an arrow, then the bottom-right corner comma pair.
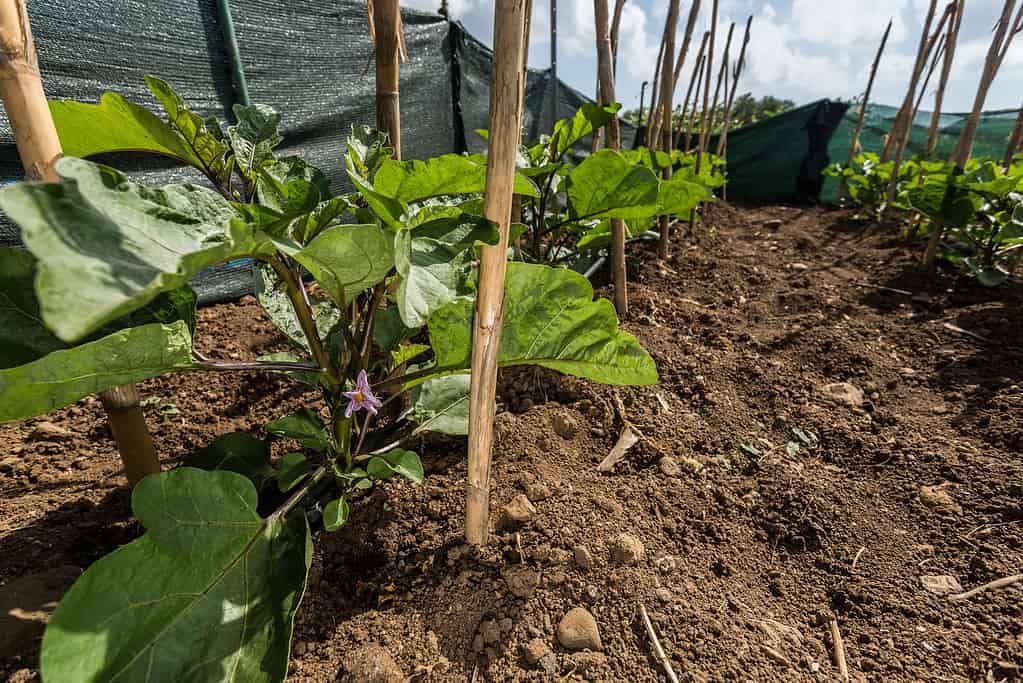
477,104 -> 719,264
0,77 -> 658,682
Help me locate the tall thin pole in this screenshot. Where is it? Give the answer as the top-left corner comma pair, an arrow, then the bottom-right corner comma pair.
683,32 -> 710,152
1004,100 -> 1023,167
657,0 -> 681,259
374,0 -> 402,159
927,0 -> 963,156
838,18 -> 892,199
0,0 -> 160,488
465,0 -> 527,546
550,0 -> 558,129
716,15 -> 753,158
671,0 -> 702,97
882,0 -> 938,162
696,0 -> 719,173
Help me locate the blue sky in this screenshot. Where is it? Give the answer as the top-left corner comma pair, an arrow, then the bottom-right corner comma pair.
402,0 -> 1023,114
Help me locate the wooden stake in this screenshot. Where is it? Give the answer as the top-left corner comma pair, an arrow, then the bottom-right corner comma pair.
680,32 -> 709,152
926,0 -> 963,156
838,19 -> 892,198
829,618 -> 850,682
696,0 -> 718,174
657,0 -> 681,260
910,33 -> 947,131
610,0 -> 627,72
0,0 -> 160,488
925,0 -> 1023,269
881,0 -> 938,163
647,22 -> 669,149
465,0 -> 526,546
1003,99 -> 1023,167
707,22 -> 735,137
669,0 -> 702,106
373,0 -> 403,159
595,0 -> 628,315
716,15 -> 752,158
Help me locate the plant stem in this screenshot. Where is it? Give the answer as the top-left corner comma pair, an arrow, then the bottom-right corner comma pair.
358,282 -> 387,371
269,464 -> 329,524
194,358 -> 325,373
373,364 -> 462,393
270,256 -> 340,384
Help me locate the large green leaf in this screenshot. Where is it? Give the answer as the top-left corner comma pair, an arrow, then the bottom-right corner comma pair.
228,103 -> 282,180
40,468 -> 310,683
346,125 -> 393,181
184,432 -> 275,492
0,321 -> 193,423
292,224 -> 393,304
565,150 -> 661,220
0,158 -> 267,342
366,449 -> 425,484
255,157 -> 331,219
145,76 -> 232,181
266,408 -> 331,452
550,103 -> 620,160
49,93 -> 199,164
657,174 -> 714,217
253,264 -> 342,355
373,154 -> 539,203
410,373 -> 470,435
428,263 -> 657,385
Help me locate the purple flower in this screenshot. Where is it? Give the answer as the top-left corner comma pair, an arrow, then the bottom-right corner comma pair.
343,370 -> 383,418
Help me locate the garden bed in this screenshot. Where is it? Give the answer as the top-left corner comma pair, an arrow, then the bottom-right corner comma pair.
2,202 -> 1021,682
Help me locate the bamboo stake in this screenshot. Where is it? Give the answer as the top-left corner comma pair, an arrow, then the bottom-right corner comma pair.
1003,99 -> 1023,167
680,32 -> 709,152
881,0 -> 938,162
707,22 -> 734,136
373,0 -> 403,159
716,15 -> 752,158
911,33 -> 947,130
610,0 -> 627,72
0,1 -> 160,488
595,0 -> 628,315
647,22 -> 669,149
465,0 -> 526,546
838,19 -> 892,198
696,0 -> 718,174
926,0 -> 963,156
657,0 -> 681,260
925,0 -> 1023,269
670,0 -> 702,105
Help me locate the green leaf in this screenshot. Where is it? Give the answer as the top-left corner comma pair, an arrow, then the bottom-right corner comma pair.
256,156 -> 330,219
40,468 -> 310,683
394,229 -> 470,328
323,497 -> 351,532
184,431 -> 274,492
0,321 -> 193,423
0,158 -> 268,342
49,93 -> 199,165
391,343 -> 430,367
565,150 -> 661,220
228,103 -> 282,180
257,352 -> 324,387
274,452 -> 314,492
373,155 -> 539,203
428,263 -> 657,385
292,224 -> 394,304
551,103 -> 620,160
410,373 -> 470,435
266,408 -> 331,452
145,75 -> 232,182
254,264 -> 342,355
346,125 -> 393,181
367,449 -> 425,484
657,174 -> 714,217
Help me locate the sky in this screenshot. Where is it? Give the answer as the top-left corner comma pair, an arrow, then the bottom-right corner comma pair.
400,0 -> 1023,114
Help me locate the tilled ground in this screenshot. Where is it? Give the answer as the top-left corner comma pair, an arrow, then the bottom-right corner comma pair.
1,204 -> 1021,682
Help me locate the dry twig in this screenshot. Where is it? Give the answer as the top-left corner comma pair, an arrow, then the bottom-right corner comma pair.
639,603 -> 680,683
947,573 -> 1023,602
829,618 -> 850,682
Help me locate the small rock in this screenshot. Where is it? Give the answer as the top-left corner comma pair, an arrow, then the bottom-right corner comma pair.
569,651 -> 607,674
525,482 -> 552,501
609,533 -> 644,566
552,413 -> 579,440
557,607 -> 602,651
921,575 -> 963,596
340,643 -> 404,683
29,421 -> 72,442
655,587 -> 674,603
919,483 -> 962,514
523,638 -> 552,665
573,545 -> 593,571
659,457 -> 682,477
596,497 -> 623,515
764,219 -> 783,230
818,382 -> 864,409
0,456 -> 21,474
680,456 -> 703,474
499,494 -> 537,530
502,565 -> 541,599
790,262 -> 809,271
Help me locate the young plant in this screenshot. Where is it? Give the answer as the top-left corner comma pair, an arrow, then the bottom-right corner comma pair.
0,77 -> 658,682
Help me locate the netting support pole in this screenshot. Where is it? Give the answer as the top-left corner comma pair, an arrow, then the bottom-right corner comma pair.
0,0 -> 160,488
216,0 -> 251,107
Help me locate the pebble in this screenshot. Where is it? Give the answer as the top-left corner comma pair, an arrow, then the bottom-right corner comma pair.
552,413 -> 579,440
573,545 -> 593,571
921,575 -> 963,596
502,565 -> 541,599
523,638 -> 552,665
817,382 -> 864,409
499,494 -> 537,530
29,421 -> 72,442
339,643 -> 404,683
919,483 -> 962,514
610,533 -> 644,566
525,482 -> 552,501
557,607 -> 602,651
655,587 -> 674,603
659,456 -> 682,477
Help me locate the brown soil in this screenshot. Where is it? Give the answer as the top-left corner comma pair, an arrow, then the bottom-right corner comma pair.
2,204 -> 1022,682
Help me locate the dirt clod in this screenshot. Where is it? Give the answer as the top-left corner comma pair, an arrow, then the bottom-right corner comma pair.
499,494 -> 537,530
339,643 -> 404,683
552,413 -> 579,440
609,533 -> 644,566
502,565 -> 541,599
523,638 -> 551,665
28,422 -> 72,442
